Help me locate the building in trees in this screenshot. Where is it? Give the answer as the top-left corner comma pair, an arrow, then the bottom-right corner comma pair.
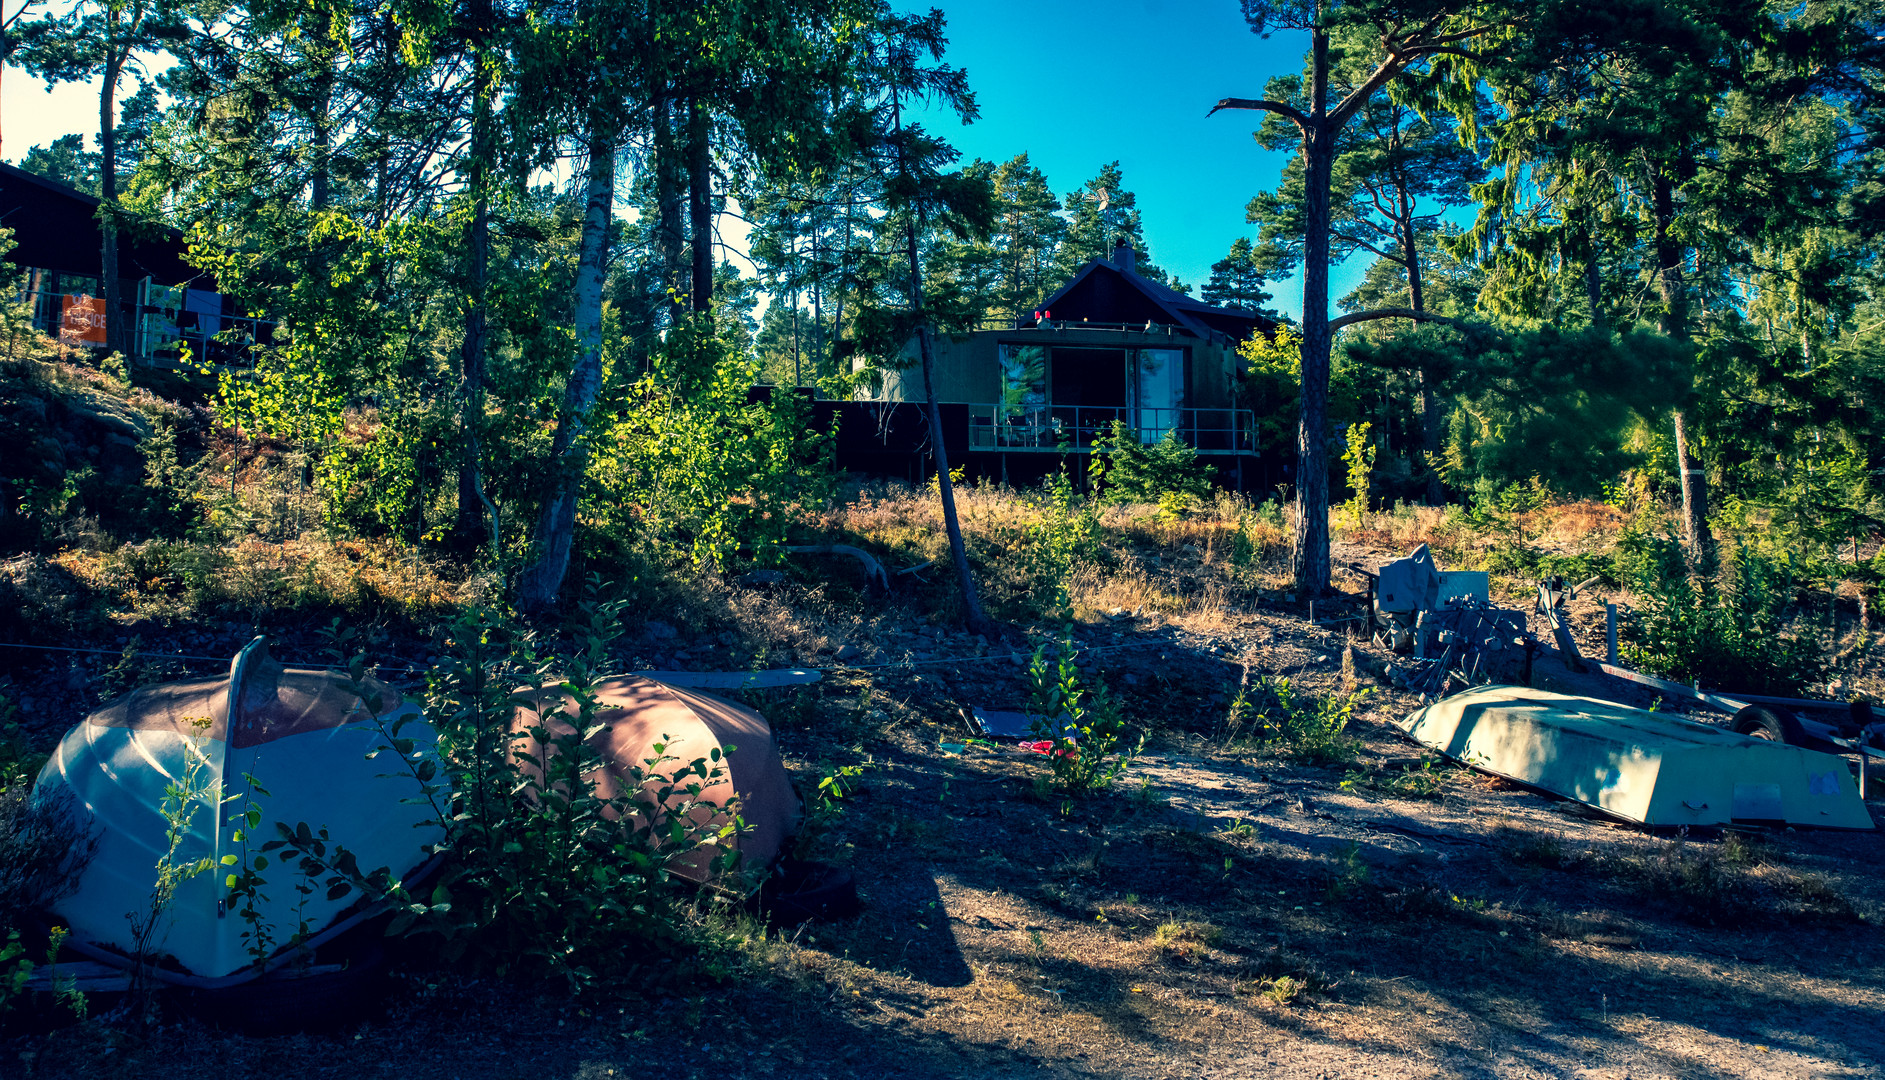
838,240 -> 1276,489
0,162 -> 254,365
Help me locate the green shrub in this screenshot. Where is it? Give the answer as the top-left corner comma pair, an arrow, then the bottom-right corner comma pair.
1020,466 -> 1099,617
266,593 -> 748,993
1091,420 -> 1213,511
589,317 -> 838,572
1227,675 -> 1368,766
1025,630 -> 1145,795
1618,535 -> 1824,695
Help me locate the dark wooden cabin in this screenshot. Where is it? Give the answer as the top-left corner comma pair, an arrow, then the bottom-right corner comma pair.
832,240 -> 1276,490
0,161 -> 251,365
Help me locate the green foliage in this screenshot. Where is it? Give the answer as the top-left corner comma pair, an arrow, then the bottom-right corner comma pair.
1323,841 -> 1372,902
218,773 -> 300,972
1226,675 -> 1369,766
1054,161 -> 1181,289
1201,237 -> 1275,314
924,153 -> 1071,328
19,133 -> 101,193
0,715 -> 97,1016
791,760 -> 871,861
1340,421 -> 1376,529
1025,630 -> 1145,796
1618,536 -> 1825,696
1346,326 -> 1692,498
1238,327 -> 1304,462
1020,465 -> 1099,617
200,210 -> 461,540
126,720 -> 218,1010
591,317 -> 838,573
0,930 -> 28,1015
1091,420 -> 1212,512
1342,754 -> 1450,800
269,596 -> 747,993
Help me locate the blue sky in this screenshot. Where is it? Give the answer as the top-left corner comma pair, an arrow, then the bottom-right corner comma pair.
907,0 -> 1364,319
0,1 -> 1364,319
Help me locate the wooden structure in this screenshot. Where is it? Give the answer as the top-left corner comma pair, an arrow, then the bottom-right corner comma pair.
834,241 -> 1276,489
0,161 -> 258,365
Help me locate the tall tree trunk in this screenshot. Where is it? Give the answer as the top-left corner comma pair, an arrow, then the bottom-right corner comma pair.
897,160 -> 996,637
831,194 -> 851,380
1399,185 -> 1443,508
1653,171 -> 1712,565
517,136 -> 613,611
1291,23 -> 1334,598
455,16 -> 496,554
652,88 -> 686,323
99,55 -> 122,356
810,228 -> 823,384
1584,237 -> 1605,334
913,319 -> 997,638
688,96 -> 713,312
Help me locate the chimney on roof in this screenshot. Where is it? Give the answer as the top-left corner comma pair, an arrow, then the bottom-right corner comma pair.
1112,238 -> 1134,273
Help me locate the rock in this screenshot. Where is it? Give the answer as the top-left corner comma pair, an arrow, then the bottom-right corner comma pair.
643,620 -> 678,641
835,644 -> 861,662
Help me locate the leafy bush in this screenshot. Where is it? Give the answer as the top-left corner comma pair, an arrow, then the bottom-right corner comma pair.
1091,420 -> 1212,512
1225,675 -> 1368,765
267,595 -> 748,992
590,317 -> 838,573
1339,421 -> 1376,529
1020,466 -> 1099,617
1025,631 -> 1144,795
1618,535 -> 1824,695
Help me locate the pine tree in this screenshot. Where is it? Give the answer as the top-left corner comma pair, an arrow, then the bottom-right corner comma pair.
1201,237 -> 1274,313
1212,0 -> 1572,594
17,0 -> 187,354
1055,162 -> 1181,290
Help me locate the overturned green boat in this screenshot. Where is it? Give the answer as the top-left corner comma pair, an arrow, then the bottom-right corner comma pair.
1400,686 -> 1874,830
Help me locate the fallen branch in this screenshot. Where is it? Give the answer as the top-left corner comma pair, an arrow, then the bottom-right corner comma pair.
785,544 -> 889,591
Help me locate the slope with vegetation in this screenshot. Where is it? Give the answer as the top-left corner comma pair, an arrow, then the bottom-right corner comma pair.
0,0 -> 1882,1074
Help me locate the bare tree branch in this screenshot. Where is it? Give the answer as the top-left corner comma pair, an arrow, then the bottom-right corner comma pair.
1329,55 -> 1410,129
1209,96 -> 1310,130
1328,307 -> 1482,334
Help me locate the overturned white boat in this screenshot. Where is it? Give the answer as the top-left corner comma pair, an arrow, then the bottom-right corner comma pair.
1400,685 -> 1874,829
34,638 -> 446,986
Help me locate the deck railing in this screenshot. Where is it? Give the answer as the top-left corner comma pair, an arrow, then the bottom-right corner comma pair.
966,404 -> 1255,455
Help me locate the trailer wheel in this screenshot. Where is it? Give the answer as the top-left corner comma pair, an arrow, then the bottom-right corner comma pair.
1731,706 -> 1806,746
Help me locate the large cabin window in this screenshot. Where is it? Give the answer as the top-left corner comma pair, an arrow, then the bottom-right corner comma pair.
1134,348 -> 1184,442
998,343 -> 1047,439
1049,348 -> 1128,407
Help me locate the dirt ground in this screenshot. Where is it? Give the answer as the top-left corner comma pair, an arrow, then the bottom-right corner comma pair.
9,552 -> 1885,1080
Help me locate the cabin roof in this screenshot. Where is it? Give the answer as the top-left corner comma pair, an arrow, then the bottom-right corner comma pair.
0,161 -> 203,286
1028,255 -> 1271,345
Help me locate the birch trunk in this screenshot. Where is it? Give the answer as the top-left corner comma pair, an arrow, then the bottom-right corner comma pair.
517,137 -> 614,610
1653,171 -> 1712,566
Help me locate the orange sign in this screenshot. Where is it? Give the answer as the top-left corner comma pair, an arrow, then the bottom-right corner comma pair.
60,294 -> 108,346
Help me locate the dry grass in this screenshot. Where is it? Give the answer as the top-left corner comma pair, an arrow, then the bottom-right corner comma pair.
821,481 -> 1291,629
1151,920 -> 1222,960
54,536 -> 466,624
